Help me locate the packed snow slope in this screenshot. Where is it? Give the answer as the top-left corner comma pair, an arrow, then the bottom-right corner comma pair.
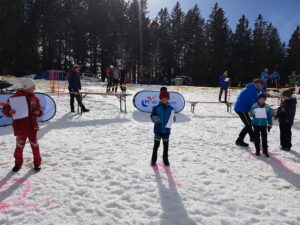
1,80 -> 300,225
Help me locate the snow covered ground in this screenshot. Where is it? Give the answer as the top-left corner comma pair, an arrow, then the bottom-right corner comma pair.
1,80 -> 300,225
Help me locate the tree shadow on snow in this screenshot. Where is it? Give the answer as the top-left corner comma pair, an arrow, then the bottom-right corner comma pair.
38,112 -> 130,139
132,111 -> 191,123
153,167 -> 197,225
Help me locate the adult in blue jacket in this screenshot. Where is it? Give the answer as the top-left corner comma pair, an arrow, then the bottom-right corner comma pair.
234,79 -> 264,147
68,65 -> 89,113
219,71 -> 229,102
261,68 -> 269,91
271,71 -> 280,88
150,90 -> 174,166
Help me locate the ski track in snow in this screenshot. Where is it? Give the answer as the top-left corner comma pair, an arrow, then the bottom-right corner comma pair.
1,80 -> 300,225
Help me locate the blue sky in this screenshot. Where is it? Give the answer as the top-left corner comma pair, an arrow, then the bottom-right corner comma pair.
147,0 -> 300,43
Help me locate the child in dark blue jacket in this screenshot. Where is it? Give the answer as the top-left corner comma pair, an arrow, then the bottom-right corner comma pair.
150,90 -> 174,166
250,94 -> 273,157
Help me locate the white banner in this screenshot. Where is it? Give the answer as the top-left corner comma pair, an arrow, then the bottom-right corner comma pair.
133,91 -> 185,113
0,92 -> 56,127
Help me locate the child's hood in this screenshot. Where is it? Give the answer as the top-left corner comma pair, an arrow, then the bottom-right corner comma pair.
284,97 -> 297,107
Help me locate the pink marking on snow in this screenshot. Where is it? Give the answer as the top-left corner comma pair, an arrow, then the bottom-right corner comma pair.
0,179 -> 30,211
21,203 -> 39,209
155,163 -> 182,187
0,202 -> 10,212
0,179 -> 29,212
249,151 -> 300,174
47,200 -> 56,205
0,178 -> 57,212
12,179 -> 31,205
270,153 -> 300,174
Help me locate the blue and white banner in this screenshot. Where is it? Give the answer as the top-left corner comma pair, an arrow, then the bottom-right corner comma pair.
0,93 -> 56,127
133,91 -> 185,113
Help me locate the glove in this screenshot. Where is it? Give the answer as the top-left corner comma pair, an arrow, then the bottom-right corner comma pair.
9,109 -> 16,116
34,110 -> 41,116
153,116 -> 160,123
268,126 -> 272,132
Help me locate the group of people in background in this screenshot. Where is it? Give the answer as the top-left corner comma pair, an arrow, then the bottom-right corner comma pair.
105,65 -> 130,93
234,78 -> 297,157
260,68 -> 281,90
219,68 -> 300,102
260,68 -> 300,91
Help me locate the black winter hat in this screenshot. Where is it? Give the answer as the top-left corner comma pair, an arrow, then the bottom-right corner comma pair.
258,93 -> 267,100
160,87 -> 168,92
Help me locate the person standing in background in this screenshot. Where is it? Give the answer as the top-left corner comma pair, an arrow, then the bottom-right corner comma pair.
106,65 -> 113,93
68,65 -> 90,113
289,71 -> 298,87
271,70 -> 280,88
219,71 -> 230,102
112,66 -> 120,93
120,67 -> 127,93
261,68 -> 270,92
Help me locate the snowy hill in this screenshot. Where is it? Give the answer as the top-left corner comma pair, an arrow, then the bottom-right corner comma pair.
1,80 -> 300,225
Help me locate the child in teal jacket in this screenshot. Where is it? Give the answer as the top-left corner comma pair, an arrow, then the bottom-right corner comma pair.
250,94 -> 273,157
150,89 -> 174,166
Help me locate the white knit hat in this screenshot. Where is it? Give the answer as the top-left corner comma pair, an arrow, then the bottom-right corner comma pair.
21,78 -> 35,89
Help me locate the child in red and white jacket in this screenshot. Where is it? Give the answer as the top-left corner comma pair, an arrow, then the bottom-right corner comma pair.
2,78 -> 43,172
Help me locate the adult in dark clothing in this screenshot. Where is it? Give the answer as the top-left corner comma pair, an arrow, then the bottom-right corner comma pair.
275,89 -> 297,151
219,71 -> 230,102
120,68 -> 127,92
106,65 -> 113,93
68,65 -> 89,113
112,67 -> 120,93
234,79 -> 265,147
